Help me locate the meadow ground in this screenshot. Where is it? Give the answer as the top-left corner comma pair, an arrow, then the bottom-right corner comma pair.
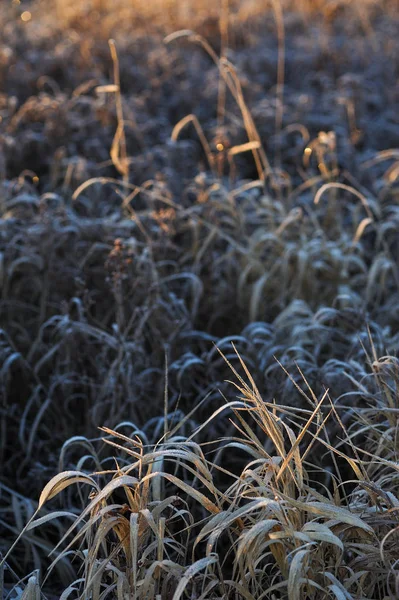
0,0 -> 399,598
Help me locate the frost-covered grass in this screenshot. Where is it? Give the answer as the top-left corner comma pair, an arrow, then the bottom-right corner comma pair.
0,0 -> 398,598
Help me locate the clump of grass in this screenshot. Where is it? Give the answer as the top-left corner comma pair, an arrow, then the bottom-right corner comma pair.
3,348 -> 398,599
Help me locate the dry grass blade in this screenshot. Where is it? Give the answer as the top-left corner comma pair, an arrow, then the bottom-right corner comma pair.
171,114 -> 215,172
108,39 -> 129,179
276,389 -> 328,483
286,499 -> 373,533
172,555 -> 218,600
314,182 -> 375,221
288,549 -> 310,600
39,472 -> 99,509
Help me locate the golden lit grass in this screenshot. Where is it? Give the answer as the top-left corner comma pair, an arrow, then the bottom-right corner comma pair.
2,349 -> 398,599
7,0 -> 393,40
